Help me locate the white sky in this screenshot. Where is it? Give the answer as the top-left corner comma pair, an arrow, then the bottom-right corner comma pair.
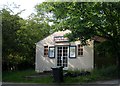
0,0 -> 46,19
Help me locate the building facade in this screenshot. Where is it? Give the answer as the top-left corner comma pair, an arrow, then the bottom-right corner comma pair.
35,30 -> 94,72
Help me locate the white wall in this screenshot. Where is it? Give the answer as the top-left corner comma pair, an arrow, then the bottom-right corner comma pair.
35,30 -> 94,72
68,41 -> 94,71
35,35 -> 55,72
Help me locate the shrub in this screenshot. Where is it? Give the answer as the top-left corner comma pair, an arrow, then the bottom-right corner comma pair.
64,65 -> 118,83
99,65 -> 118,78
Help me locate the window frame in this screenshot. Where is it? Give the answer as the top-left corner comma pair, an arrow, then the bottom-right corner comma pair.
44,46 -> 48,57
48,46 -> 55,58
77,44 -> 83,56
69,46 -> 76,58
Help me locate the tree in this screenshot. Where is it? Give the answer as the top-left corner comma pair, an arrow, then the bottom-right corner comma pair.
1,8 -> 51,71
17,13 -> 51,69
1,9 -> 23,70
36,2 -> 120,77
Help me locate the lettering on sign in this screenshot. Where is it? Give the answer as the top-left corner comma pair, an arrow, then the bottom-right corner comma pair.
54,36 -> 69,42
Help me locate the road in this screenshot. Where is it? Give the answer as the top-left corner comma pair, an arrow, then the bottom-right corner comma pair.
2,80 -> 120,86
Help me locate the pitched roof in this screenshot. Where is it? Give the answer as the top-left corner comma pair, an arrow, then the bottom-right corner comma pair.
36,30 -> 71,44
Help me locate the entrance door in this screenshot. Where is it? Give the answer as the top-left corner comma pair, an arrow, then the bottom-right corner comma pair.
56,46 -> 68,68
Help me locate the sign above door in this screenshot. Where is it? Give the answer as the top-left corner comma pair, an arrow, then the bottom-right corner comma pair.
54,36 -> 69,42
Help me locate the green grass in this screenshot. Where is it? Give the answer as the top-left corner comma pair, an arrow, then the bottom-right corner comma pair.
3,65 -> 118,83
2,69 -> 53,83
64,65 -> 118,83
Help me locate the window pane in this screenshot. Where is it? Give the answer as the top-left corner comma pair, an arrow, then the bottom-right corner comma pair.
69,46 -> 76,58
44,46 -> 48,57
49,47 -> 55,58
78,44 -> 83,56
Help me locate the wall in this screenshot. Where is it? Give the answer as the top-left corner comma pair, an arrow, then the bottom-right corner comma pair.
35,30 -> 94,72
68,41 -> 94,71
35,34 -> 55,72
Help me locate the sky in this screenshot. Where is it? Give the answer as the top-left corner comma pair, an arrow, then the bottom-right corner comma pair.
0,0 -> 46,19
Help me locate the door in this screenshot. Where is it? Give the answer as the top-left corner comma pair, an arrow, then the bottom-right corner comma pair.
56,46 -> 69,69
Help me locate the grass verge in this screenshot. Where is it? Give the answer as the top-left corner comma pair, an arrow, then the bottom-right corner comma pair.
64,65 -> 118,83
3,65 -> 118,83
2,69 -> 53,83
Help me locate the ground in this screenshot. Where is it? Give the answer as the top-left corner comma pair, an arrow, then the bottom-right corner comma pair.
2,79 -> 120,86
2,66 -> 119,85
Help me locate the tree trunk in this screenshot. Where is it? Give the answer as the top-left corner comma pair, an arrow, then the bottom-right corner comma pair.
117,53 -> 120,79
113,40 -> 120,79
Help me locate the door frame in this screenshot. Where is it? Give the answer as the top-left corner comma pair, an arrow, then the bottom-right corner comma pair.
55,45 -> 69,70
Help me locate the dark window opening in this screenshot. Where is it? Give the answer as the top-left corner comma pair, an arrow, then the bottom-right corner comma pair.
44,46 -> 48,57
78,45 -> 83,56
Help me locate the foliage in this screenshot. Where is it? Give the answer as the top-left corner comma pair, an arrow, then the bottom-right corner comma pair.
2,2 -> 120,73
1,8 -> 51,71
96,65 -> 118,78
3,66 -> 117,83
36,2 -> 120,49
2,9 -> 23,70
36,2 -> 120,72
2,69 -> 53,83
64,65 -> 118,83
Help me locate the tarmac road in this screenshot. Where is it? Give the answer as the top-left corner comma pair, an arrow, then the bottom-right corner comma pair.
2,79 -> 120,86
1,83 -> 119,86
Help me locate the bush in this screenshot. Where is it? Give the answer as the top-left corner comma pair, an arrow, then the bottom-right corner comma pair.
91,65 -> 118,79
99,65 -> 118,78
64,65 -> 118,83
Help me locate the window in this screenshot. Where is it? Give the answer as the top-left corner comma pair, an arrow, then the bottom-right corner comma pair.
44,46 -> 48,57
69,46 -> 76,58
78,45 -> 83,56
49,47 -> 55,58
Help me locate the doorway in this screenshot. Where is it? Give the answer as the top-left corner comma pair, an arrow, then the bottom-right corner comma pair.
56,46 -> 69,69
